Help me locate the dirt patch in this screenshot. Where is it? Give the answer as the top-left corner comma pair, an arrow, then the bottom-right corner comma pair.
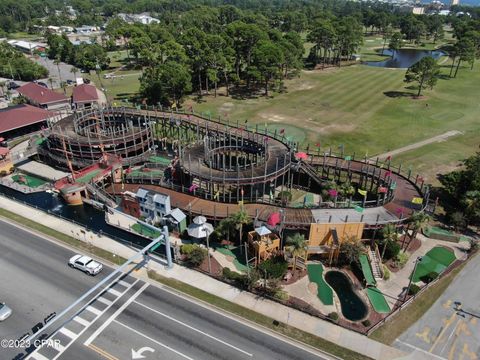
218,102 -> 234,113
307,282 -> 318,295
316,123 -> 357,134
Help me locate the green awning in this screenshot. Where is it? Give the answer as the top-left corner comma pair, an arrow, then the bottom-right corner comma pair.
359,254 -> 376,286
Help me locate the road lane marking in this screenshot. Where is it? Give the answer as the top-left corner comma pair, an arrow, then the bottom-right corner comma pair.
118,280 -> 131,288
84,282 -> 149,346
439,319 -> 461,355
133,300 -> 253,357
154,285 -> 333,359
97,296 -> 113,306
86,305 -> 102,316
73,316 -> 90,327
395,340 -> 447,360
88,344 -> 120,360
114,320 -> 195,360
107,288 -> 122,297
29,352 -> 50,360
27,277 -> 139,360
430,313 -> 457,352
58,327 -> 77,339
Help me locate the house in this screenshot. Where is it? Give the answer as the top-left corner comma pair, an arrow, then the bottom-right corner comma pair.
117,13 -> 160,25
7,40 -> 47,54
134,187 -> 186,232
17,82 -> 70,110
75,26 -> 98,35
72,84 -> 103,109
136,188 -> 171,222
0,104 -> 55,139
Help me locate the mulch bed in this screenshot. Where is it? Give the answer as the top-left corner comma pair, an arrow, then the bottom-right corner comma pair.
282,269 -> 308,285
197,254 -> 223,276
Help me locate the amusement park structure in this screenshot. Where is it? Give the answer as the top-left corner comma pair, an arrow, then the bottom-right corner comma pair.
37,106 -> 429,228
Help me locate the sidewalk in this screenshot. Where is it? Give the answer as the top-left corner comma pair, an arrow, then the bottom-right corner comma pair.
0,195 -> 406,360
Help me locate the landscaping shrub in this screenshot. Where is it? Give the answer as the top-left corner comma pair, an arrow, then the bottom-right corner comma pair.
0,170 -> 6,177
362,319 -> 371,327
273,290 -> 289,301
180,244 -> 207,267
222,267 -> 242,281
382,265 -> 390,281
394,251 -> 409,269
382,240 -> 401,260
420,271 -> 438,284
180,243 -> 196,255
408,283 -> 421,295
258,255 -> 288,279
328,312 -> 339,321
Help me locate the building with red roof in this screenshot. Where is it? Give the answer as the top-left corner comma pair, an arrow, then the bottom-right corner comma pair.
72,84 -> 103,109
17,82 -> 70,110
0,104 -> 55,139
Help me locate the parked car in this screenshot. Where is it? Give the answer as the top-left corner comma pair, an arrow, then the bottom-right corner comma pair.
83,78 -> 91,84
66,79 -> 74,85
68,255 -> 103,276
36,81 -> 48,88
7,82 -> 20,90
0,303 -> 12,321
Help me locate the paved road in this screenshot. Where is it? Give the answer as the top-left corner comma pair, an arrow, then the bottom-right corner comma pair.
0,219 -> 112,359
394,253 -> 480,360
29,56 -> 76,89
0,219 -> 333,360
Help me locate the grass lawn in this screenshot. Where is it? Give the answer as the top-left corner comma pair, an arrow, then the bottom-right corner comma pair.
369,256 -> 471,344
85,69 -> 141,104
1,206 -> 369,360
185,55 -> 480,184
148,270 -> 371,360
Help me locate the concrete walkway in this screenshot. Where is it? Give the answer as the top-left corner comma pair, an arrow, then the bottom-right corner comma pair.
0,195 -> 406,360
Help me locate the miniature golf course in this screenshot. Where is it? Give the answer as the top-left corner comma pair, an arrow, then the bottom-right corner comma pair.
366,287 -> 391,313
412,246 -> 456,283
11,174 -> 48,188
307,263 -> 334,305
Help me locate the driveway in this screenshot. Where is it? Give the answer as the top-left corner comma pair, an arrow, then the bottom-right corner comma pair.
394,253 -> 480,360
29,56 -> 76,89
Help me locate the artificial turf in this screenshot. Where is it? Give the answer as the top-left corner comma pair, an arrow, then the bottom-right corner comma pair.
411,246 -> 456,283
307,263 -> 334,305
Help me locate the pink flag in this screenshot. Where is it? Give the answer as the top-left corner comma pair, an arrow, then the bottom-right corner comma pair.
189,184 -> 199,192
328,189 -> 338,197
385,170 -> 392,177
378,186 -> 388,193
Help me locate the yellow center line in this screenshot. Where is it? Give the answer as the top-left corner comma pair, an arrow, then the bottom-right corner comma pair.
88,344 -> 120,360
429,312 -> 457,352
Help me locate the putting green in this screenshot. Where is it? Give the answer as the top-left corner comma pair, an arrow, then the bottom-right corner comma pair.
11,174 -> 48,188
149,156 -> 172,166
359,254 -> 376,286
307,263 -> 334,305
411,247 -> 456,283
76,169 -> 101,184
131,223 -> 161,239
366,287 -> 390,313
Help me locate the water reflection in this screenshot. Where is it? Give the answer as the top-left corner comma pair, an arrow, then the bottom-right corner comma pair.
364,48 -> 446,69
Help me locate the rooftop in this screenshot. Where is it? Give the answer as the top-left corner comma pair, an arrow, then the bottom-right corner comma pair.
17,83 -> 69,106
0,104 -> 53,134
72,84 -> 99,103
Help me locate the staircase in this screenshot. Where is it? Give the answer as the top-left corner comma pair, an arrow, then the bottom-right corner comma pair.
297,162 -> 323,187
368,248 -> 383,280
85,183 -> 118,208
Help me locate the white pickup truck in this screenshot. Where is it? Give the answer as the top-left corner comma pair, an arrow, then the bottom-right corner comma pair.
68,255 -> 103,276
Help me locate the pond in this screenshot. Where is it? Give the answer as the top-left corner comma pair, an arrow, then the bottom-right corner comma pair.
364,49 -> 446,69
325,270 -> 368,321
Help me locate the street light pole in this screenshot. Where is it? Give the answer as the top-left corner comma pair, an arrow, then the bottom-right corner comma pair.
205,228 -> 212,274
404,256 -> 422,302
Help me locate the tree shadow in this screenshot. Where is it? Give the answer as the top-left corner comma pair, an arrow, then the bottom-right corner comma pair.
383,91 -> 414,98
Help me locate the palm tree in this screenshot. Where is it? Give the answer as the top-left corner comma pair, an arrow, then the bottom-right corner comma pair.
286,233 -> 307,271
404,212 -> 430,249
70,66 -> 79,82
380,224 -> 398,262
340,236 -> 365,265
54,58 -> 62,86
231,208 -> 251,252
47,77 -> 54,89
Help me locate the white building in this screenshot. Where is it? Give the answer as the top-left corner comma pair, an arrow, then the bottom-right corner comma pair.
116,13 -> 160,25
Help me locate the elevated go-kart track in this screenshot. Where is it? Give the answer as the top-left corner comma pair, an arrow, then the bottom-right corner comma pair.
43,106 -> 427,228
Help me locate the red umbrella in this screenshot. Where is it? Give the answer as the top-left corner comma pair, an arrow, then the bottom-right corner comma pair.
267,212 -> 281,226
295,152 -> 308,160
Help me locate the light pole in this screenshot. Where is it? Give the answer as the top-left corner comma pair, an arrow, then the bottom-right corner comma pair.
204,227 -> 212,274
404,256 -> 422,302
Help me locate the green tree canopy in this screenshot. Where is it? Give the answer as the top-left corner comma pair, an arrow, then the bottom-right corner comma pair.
404,56 -> 440,97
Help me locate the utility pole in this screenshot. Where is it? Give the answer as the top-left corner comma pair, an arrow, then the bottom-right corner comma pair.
403,256 -> 422,302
